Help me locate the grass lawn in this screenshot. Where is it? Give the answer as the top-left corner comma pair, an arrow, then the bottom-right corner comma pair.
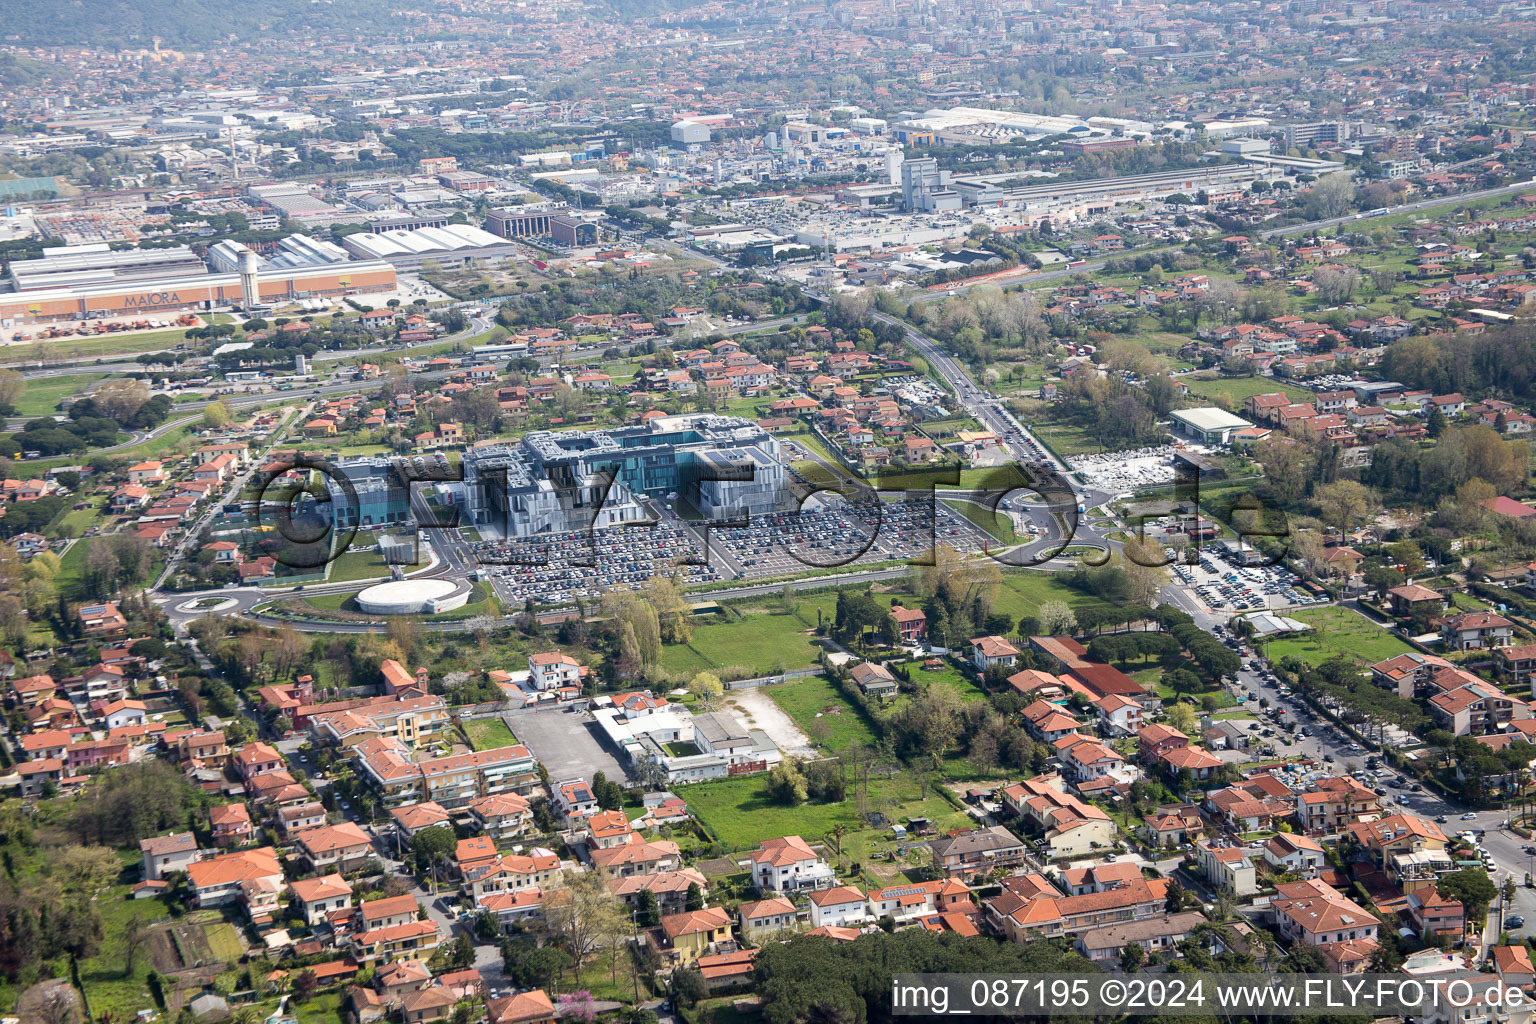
1030,419 -> 1109,457
54,537 -> 95,601
906,665 -> 988,705
942,498 -> 1017,544
987,572 -> 1112,623
1181,375 -> 1310,405
203,920 -> 244,960
768,675 -> 881,753
463,718 -> 519,751
1264,605 -> 1416,667
74,895 -> 177,1021
14,372 -> 108,417
781,429 -> 844,467
681,771 -> 971,864
5,324 -> 205,362
326,546 -> 401,582
51,496 -> 110,538
1155,679 -> 1237,708
659,607 -> 825,677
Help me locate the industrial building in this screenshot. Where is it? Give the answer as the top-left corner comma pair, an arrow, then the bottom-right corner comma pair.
0,238 -> 396,325
670,120 -> 711,146
5,243 -> 208,292
483,204 -> 568,240
549,214 -> 598,247
207,235 -> 350,274
1281,121 -> 1347,149
338,224 -> 520,272
900,158 -> 961,212
1169,407 -> 1252,446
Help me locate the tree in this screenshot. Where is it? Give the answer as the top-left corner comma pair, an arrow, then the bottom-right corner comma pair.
1120,941 -> 1147,973
1165,880 -> 1193,914
1438,868 -> 1497,940
644,574 -> 693,645
688,671 -> 723,710
1037,599 -> 1076,637
202,400 -> 233,429
0,369 -> 24,412
502,937 -> 572,990
1313,480 -> 1375,536
685,882 -> 705,912
409,825 -> 457,883
291,969 -> 318,1004
636,887 -> 661,928
766,759 -> 808,806
1304,172 -> 1356,220
93,378 -> 151,424
1165,703 -> 1198,736
672,968 -> 708,1008
544,868 -> 625,970
1313,267 -> 1361,306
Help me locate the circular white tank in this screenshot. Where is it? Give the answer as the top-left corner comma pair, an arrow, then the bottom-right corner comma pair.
355,578 -> 467,615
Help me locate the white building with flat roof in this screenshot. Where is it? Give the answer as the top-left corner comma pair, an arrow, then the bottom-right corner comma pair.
1169,407 -> 1252,446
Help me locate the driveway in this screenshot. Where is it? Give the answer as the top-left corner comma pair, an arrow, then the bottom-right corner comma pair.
511,708 -> 631,784
722,686 -> 817,759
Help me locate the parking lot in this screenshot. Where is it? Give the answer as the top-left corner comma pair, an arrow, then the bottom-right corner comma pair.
472,520 -> 720,606
509,707 -> 631,784
714,494 -> 996,577
1167,539 -> 1320,612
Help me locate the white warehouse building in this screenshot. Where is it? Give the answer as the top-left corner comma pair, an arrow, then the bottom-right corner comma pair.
338,223 -> 521,272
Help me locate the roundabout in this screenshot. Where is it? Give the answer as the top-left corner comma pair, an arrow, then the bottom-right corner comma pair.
175,596 -> 240,615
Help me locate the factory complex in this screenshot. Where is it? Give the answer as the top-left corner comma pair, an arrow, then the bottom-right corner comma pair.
0,235 -> 398,325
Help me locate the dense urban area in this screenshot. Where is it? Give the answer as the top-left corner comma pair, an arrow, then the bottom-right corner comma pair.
12,1 -> 1536,1024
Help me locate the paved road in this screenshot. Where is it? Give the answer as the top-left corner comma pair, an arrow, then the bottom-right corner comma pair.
1259,177 -> 1536,240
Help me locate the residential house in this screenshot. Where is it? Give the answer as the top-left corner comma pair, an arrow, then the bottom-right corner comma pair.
739,896 -> 799,939
290,874 -> 355,926
210,803 -> 253,847
141,832 -> 201,880
808,885 -> 871,929
1264,833 -> 1327,878
970,636 -> 1020,673
749,836 -> 835,893
660,906 -> 734,966
295,822 -> 375,873
927,826 -> 1027,878
1197,842 -> 1258,896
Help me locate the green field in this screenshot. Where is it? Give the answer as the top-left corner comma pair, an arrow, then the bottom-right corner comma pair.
463,718 -> 519,750
1264,605 -> 1416,667
73,895 -> 176,1021
326,546 -> 403,583
4,323 -> 210,362
1181,375 -> 1310,405
13,372 -> 108,417
767,675 -> 881,752
986,571 -> 1113,623
681,771 -> 971,865
659,606 -> 828,677
908,665 -> 988,704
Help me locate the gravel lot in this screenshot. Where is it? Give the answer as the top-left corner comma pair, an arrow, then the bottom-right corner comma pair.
724,686 -> 817,759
